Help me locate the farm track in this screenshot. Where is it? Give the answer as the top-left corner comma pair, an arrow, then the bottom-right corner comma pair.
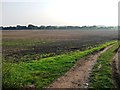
112,48 -> 120,88
46,45 -> 112,88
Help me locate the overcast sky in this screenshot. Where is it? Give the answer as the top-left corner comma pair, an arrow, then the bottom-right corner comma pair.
1,0 -> 119,26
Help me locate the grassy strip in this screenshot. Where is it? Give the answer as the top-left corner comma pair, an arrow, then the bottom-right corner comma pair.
89,42 -> 119,88
2,41 -> 116,88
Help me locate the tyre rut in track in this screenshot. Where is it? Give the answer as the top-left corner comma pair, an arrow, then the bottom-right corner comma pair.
46,46 -> 112,88
112,48 -> 120,88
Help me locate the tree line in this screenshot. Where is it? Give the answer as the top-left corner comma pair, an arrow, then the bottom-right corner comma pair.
0,24 -> 116,30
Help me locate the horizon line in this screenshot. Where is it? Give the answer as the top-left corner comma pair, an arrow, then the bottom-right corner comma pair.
0,25 -> 118,27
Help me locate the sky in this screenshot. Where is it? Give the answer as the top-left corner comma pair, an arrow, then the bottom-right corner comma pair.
0,0 -> 120,26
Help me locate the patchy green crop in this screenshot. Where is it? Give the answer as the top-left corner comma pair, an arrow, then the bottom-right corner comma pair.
89,42 -> 119,88
2,41 -> 116,89
3,37 -> 112,63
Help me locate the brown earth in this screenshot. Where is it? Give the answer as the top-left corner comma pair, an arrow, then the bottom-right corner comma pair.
2,30 -> 117,40
3,30 -> 117,63
112,48 -> 120,88
46,46 -> 112,88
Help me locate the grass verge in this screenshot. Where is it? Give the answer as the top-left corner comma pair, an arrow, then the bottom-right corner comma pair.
89,42 -> 119,88
2,41 -> 117,89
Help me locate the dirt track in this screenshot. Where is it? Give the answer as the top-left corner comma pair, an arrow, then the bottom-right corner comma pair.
47,46 -> 112,88
112,48 -> 120,88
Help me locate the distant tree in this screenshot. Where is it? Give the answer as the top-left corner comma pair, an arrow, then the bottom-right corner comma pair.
28,24 -> 37,29
16,25 -> 27,30
0,26 -> 3,30
2,26 -> 16,30
39,25 -> 46,29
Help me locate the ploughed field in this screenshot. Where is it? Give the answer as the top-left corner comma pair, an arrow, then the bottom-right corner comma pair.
2,30 -> 117,63
2,30 -> 118,88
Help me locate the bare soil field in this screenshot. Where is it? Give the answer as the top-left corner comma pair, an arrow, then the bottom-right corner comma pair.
2,30 -> 118,63
2,30 -> 118,40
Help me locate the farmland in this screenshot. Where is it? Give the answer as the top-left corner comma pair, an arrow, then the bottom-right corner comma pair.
2,30 -> 117,63
2,30 -> 119,89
